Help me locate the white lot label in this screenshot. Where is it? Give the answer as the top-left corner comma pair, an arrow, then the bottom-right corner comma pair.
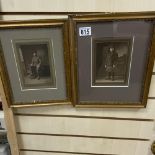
79,27 -> 91,36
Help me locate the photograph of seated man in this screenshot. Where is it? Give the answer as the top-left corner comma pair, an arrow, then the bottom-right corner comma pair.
15,41 -> 56,89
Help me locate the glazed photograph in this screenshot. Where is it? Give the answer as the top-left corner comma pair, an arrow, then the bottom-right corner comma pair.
92,38 -> 132,86
14,40 -> 56,90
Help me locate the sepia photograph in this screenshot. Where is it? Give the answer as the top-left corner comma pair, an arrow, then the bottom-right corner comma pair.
70,13 -> 155,107
13,40 -> 56,90
92,38 -> 132,86
0,20 -> 71,106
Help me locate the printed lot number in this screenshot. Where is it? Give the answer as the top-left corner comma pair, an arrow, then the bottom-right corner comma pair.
79,27 -> 91,36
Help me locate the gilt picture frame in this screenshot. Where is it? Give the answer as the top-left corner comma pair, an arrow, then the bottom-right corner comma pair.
0,19 -> 71,108
69,12 -> 155,108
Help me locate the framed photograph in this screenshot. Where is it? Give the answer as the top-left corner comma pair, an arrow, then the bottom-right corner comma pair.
69,12 -> 155,108
92,37 -> 132,86
0,19 -> 71,107
12,39 -> 56,90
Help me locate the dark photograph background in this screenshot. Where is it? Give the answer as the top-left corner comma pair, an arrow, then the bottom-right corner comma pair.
93,39 -> 132,86
15,42 -> 55,89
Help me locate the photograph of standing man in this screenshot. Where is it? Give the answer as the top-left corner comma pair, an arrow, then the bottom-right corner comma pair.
105,46 -> 118,81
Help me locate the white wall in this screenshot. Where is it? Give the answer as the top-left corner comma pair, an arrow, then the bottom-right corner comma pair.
0,0 -> 155,12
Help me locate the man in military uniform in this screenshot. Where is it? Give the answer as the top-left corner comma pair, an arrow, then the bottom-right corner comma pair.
30,52 -> 41,79
105,46 -> 118,81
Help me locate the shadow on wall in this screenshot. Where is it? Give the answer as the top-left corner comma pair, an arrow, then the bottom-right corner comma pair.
0,3 -> 2,20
